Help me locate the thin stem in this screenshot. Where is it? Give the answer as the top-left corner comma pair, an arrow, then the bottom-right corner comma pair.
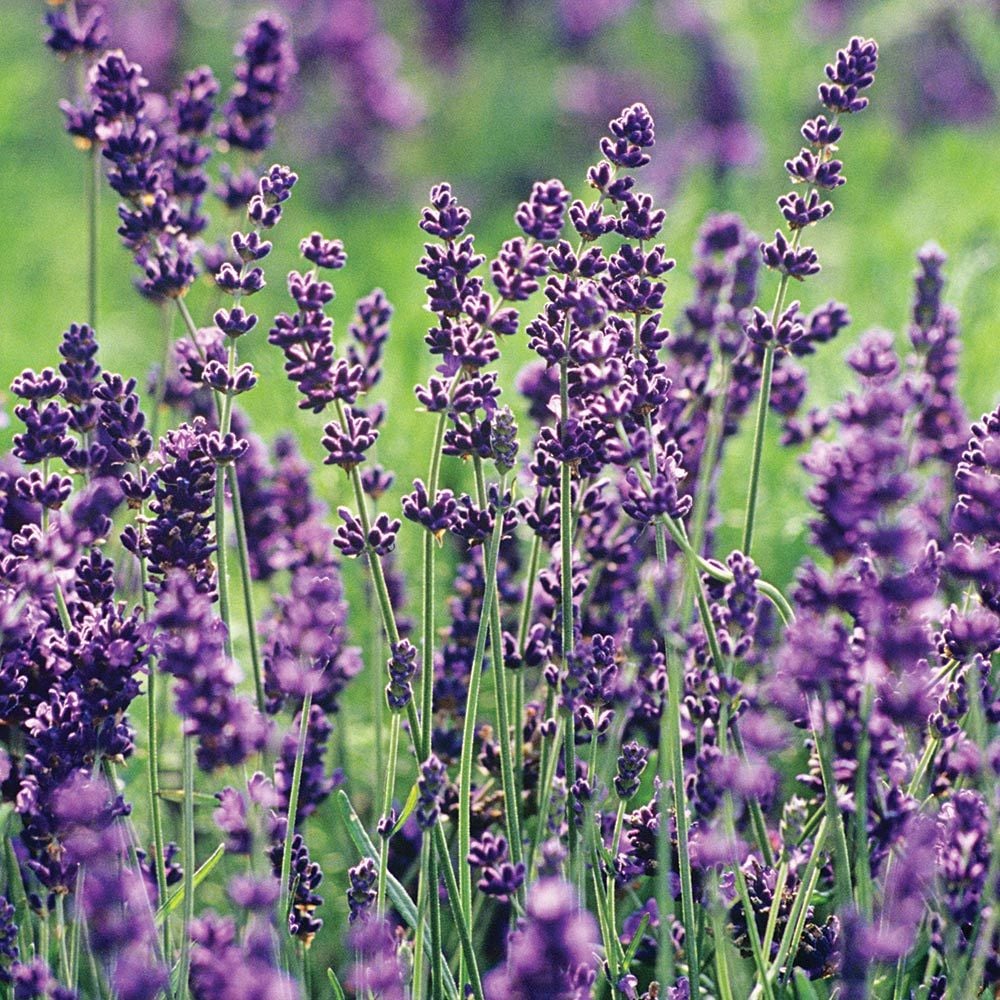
428,845 -> 444,1000
558,356 -> 579,883
375,713 -> 401,917
472,461 -> 523,878
666,642 -> 700,984
87,144 -> 100,331
226,466 -> 265,712
213,466 -> 233,661
278,692 -> 313,960
176,734 -> 196,1000
815,703 -> 853,912
456,494 -> 507,939
741,340 -> 778,557
150,303 -> 173,444
710,892 -> 736,1000
431,824 -> 484,1000
420,410 -> 449,760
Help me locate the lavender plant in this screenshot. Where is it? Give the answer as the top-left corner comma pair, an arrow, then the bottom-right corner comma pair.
2,11 -> 998,1000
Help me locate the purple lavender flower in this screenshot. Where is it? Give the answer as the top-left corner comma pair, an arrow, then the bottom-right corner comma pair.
262,566 -> 360,712
152,571 -> 270,770
346,857 -> 377,924
345,917 -> 405,1000
415,754 -> 448,830
218,13 -> 296,157
484,877 -> 599,999
189,911 -> 299,1000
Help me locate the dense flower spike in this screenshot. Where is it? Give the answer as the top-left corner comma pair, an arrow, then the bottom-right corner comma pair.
218,13 -> 296,157
153,571 -> 269,770
484,879 -> 599,998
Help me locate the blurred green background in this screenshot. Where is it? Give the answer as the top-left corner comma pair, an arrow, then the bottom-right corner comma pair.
1,0 -> 998,973
2,0 -> 998,585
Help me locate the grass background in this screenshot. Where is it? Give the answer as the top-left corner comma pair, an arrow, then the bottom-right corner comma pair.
0,0 -> 998,979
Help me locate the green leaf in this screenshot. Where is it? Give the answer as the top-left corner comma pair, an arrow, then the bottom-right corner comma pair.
157,789 -> 217,805
791,969 -> 821,1000
621,911 -> 650,968
156,843 -> 225,925
390,782 -> 420,837
326,968 -> 347,1000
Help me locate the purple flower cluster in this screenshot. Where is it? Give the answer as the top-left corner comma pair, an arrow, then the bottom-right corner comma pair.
20,14 -> 1000,1000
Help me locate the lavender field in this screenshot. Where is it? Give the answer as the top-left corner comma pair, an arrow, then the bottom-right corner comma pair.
0,2 -> 998,998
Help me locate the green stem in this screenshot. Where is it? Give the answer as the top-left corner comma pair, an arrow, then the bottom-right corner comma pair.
710,889 -> 736,1000
431,824 -> 484,1000
278,692 -> 313,963
558,356 -> 579,884
854,685 -> 874,920
765,818 -> 828,989
226,466 -> 265,712
472,462 -> 523,878
456,493 -> 507,939
428,846 -> 444,999
88,144 -> 100,331
150,302 -> 173,444
213,466 -> 233,660
815,705 -> 853,911
420,410 -> 449,760
741,339 -> 778,557
177,734 -> 196,1000
375,713 -> 401,917
666,642 -> 700,985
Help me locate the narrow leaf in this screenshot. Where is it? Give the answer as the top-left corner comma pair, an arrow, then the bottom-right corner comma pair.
156,843 -> 225,925
390,783 -> 420,837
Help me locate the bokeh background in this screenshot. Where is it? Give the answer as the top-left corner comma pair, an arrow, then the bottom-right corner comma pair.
1,0 -> 998,972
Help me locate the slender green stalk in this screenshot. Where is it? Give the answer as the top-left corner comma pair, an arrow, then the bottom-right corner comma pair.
710,890 -> 736,1000
854,685 -> 874,920
456,494 -> 507,937
55,892 -> 70,985
176,734 -> 196,1000
375,713 -> 401,917
666,642 -> 700,985
87,144 -> 100,331
654,702 -> 677,989
815,705 -> 853,910
333,399 -> 424,755
472,461 -> 523,877
606,799 -> 627,945
525,711 -> 562,881
431,824 -> 484,1000
278,692 -> 313,968
767,818 -> 828,986
150,304 -> 173,443
226,467 -> 265,712
138,559 -> 170,956
420,410 -> 449,760
412,844 -> 428,999
760,860 -> 789,963
213,467 -> 234,660
741,339 -> 778,557
428,846 -> 444,999
557,353 -> 579,884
